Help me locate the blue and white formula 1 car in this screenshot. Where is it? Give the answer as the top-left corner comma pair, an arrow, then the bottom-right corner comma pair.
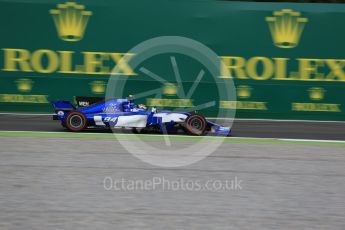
52,96 -> 231,136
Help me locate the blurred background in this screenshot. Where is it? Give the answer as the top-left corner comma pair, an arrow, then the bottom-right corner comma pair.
1,0 -> 344,121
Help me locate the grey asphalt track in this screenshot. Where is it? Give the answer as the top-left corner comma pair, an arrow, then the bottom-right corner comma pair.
1,136 -> 345,229
0,114 -> 344,140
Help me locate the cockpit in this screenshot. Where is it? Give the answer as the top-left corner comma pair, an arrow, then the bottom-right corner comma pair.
122,99 -> 147,112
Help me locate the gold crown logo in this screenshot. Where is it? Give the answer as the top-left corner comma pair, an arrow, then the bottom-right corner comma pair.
236,85 -> 251,99
308,87 -> 325,101
90,81 -> 106,94
50,2 -> 92,42
266,9 -> 308,48
16,78 -> 34,92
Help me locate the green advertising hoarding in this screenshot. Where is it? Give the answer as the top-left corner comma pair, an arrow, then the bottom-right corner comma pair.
0,0 -> 345,120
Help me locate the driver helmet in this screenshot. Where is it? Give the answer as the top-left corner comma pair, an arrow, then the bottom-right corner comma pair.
138,104 -> 147,110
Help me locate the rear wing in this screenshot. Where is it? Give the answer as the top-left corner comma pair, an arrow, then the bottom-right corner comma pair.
52,100 -> 75,120
52,96 -> 105,112
52,100 -> 75,111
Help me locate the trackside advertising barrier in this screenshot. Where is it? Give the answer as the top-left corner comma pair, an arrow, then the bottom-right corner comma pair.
1,0 -> 345,120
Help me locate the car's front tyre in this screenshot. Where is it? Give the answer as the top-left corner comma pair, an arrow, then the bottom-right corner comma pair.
184,114 -> 207,136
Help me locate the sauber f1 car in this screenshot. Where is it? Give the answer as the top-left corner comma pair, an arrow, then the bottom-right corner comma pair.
52,96 -> 231,136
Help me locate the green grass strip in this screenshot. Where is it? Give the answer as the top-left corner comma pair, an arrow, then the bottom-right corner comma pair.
0,131 -> 344,148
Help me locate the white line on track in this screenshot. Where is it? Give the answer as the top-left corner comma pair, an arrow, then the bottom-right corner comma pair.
233,136 -> 345,143
279,138 -> 345,143
208,117 -> 345,124
0,130 -> 344,144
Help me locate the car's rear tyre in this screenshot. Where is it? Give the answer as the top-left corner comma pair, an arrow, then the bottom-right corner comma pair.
184,114 -> 207,136
65,111 -> 87,132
